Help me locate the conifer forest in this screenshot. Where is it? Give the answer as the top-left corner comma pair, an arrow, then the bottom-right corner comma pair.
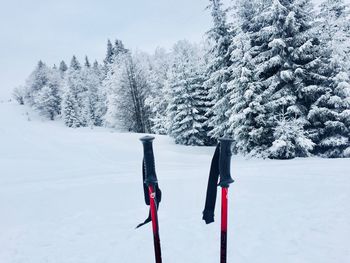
14,0 -> 350,159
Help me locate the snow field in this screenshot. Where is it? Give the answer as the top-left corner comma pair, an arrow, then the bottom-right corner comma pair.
0,101 -> 349,262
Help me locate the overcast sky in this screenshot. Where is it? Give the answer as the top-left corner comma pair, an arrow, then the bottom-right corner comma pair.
0,0 -> 218,99
0,0 -> 338,99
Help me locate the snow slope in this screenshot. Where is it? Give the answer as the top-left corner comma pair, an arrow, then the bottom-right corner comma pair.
0,101 -> 349,263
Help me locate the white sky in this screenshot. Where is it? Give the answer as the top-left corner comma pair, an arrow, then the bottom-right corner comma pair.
0,0 -> 338,99
0,0 -> 218,99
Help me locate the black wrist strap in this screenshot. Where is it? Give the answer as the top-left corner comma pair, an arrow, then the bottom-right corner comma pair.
136,160 -> 162,229
202,144 -> 220,224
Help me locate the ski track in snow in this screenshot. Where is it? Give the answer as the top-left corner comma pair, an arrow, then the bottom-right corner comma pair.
0,101 -> 349,263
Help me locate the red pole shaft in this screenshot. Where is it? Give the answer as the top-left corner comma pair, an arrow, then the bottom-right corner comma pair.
220,187 -> 228,263
148,185 -> 162,263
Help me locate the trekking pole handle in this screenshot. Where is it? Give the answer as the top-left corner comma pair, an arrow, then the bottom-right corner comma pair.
218,137 -> 234,188
140,136 -> 158,186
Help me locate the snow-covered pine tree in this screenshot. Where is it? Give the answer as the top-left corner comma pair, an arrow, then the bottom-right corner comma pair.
196,44 -> 213,145
269,112 -> 315,159
81,57 -> 104,127
167,40 -> 208,146
59,60 -> 68,73
61,89 -> 80,127
282,0 -> 350,158
228,0 -> 338,158
70,55 -> 81,71
144,48 -> 171,135
103,39 -> 128,76
312,0 -> 350,157
84,56 -> 91,68
228,0 -> 290,157
204,0 -> 234,140
62,56 -> 85,127
33,68 -> 62,120
227,0 -> 258,153
317,0 -> 350,72
24,60 -> 50,106
113,39 -> 127,57
103,39 -> 114,72
81,56 -> 93,127
23,60 -> 62,119
308,75 -> 350,157
249,0 -> 307,157
93,60 -> 99,69
92,60 -> 106,126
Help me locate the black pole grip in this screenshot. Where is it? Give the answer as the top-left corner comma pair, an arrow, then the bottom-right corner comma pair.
218,137 -> 234,188
140,135 -> 157,186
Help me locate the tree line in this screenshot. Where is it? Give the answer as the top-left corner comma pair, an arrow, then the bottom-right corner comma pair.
14,0 -> 350,159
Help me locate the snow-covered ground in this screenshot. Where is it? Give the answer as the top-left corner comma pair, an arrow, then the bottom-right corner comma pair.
0,100 -> 349,263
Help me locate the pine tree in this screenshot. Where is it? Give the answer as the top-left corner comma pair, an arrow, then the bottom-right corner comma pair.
84,56 -> 91,68
204,0 -> 234,140
103,39 -> 128,76
33,69 -> 62,120
307,71 -> 350,157
228,0 -> 258,152
92,60 -> 106,126
103,39 -> 114,69
23,60 -> 62,119
312,0 -> 350,157
167,41 -> 208,146
62,89 -> 80,127
144,48 -> 171,135
58,60 -> 68,80
81,58 -> 104,127
59,60 -> 68,73
114,39 -> 127,56
285,0 -> 350,158
247,0 -> 305,156
229,0 -> 288,156
93,60 -> 99,69
62,56 -> 85,127
228,0 -> 340,158
317,0 -> 350,71
70,55 -> 81,70
268,113 -> 314,159
24,60 -> 50,106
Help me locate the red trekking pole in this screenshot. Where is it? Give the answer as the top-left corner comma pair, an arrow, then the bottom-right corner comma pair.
218,138 -> 234,263
203,137 -> 234,263
140,136 -> 162,263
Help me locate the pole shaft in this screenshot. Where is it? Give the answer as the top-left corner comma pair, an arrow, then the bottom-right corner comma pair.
220,187 -> 228,263
148,185 -> 162,263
